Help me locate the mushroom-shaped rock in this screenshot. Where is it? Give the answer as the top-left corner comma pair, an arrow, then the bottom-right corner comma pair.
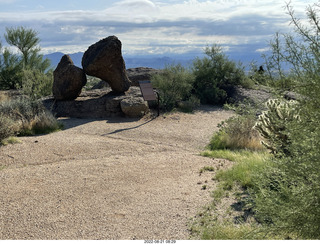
53,55 -> 87,100
82,36 -> 131,93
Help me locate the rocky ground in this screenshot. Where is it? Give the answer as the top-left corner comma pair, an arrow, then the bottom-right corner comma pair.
0,106 -> 234,240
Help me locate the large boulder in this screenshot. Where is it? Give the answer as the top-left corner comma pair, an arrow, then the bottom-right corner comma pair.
82,36 -> 131,93
53,55 -> 87,100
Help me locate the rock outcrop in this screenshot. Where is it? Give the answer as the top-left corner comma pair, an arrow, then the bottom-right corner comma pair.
43,87 -> 149,118
53,55 -> 87,100
126,67 -> 162,86
82,36 -> 131,93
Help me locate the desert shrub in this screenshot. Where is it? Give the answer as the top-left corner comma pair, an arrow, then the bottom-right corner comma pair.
248,2 -> 320,239
0,115 -> 17,142
176,95 -> 200,113
151,64 -> 196,111
20,69 -> 53,99
209,114 -> 263,151
0,97 -> 62,139
192,45 -> 246,105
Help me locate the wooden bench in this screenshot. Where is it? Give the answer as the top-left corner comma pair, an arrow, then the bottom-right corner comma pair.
139,81 -> 160,116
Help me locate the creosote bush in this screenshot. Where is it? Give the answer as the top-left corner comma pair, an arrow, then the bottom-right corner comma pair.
192,45 -> 246,105
20,69 -> 53,99
151,64 -> 198,111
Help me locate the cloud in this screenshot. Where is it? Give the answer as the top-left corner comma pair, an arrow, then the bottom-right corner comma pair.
0,0 -> 315,56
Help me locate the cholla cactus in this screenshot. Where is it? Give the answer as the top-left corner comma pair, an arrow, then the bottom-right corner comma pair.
254,99 -> 299,155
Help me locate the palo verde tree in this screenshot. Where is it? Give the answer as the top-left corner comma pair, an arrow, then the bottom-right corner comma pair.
251,1 -> 320,239
0,26 -> 52,97
0,40 -> 22,89
5,27 -> 39,68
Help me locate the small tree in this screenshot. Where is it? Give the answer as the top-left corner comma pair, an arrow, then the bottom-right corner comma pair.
5,27 -> 40,68
250,2 -> 320,239
0,46 -> 23,89
0,26 -> 52,94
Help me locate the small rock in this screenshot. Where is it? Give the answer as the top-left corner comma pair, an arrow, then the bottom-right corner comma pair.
120,97 -> 149,118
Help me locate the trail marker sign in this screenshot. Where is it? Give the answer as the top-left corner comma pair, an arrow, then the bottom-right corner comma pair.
139,81 -> 160,116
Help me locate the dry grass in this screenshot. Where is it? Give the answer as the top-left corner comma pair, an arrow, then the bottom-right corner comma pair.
209,114 -> 265,151
0,92 -> 9,103
0,90 -> 21,103
0,96 -> 62,142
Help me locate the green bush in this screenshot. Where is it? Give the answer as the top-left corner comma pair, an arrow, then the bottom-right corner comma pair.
20,69 -> 53,99
249,2 -> 320,239
192,45 -> 246,105
151,64 -> 196,111
0,48 -> 23,90
0,26 -> 51,91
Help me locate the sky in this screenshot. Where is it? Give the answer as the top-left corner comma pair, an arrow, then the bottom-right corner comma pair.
0,0 -> 316,60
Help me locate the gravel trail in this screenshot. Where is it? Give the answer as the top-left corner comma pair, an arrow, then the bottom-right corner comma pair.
0,106 -> 233,240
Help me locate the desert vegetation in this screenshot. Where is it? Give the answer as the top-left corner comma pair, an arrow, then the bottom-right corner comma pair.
151,45 -> 254,112
190,1 -> 320,240
1,1 -> 320,240
0,27 -> 61,144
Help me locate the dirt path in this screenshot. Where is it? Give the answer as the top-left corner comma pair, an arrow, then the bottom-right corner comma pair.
0,106 -> 234,240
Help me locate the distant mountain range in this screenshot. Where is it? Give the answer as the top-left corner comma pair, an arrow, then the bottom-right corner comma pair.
44,49 -> 265,70
44,52 -> 195,70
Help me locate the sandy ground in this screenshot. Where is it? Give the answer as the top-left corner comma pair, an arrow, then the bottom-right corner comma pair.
0,106 -> 234,240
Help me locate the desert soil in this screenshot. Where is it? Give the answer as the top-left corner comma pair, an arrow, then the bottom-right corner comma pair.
0,106 -> 234,240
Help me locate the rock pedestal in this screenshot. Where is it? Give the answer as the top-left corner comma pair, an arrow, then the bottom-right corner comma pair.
43,87 -> 150,118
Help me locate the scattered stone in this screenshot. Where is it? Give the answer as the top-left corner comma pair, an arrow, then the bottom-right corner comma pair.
82,36 -> 131,93
120,97 -> 149,118
53,55 -> 87,100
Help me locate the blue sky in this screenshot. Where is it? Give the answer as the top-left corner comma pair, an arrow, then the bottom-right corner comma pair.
0,0 -> 316,60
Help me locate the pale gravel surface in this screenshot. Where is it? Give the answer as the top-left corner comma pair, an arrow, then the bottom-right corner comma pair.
0,106 -> 234,240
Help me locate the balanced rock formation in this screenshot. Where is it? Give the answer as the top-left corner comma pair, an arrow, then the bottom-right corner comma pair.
82,36 -> 131,93
53,55 -> 87,100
